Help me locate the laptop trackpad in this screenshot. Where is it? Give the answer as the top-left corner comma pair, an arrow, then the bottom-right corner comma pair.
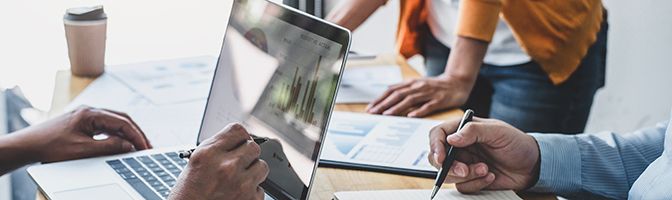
52,184 -> 134,200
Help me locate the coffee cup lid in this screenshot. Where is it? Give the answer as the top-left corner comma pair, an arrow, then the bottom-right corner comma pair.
64,5 -> 107,21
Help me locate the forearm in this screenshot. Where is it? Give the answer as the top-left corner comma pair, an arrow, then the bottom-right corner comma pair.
0,130 -> 40,175
529,122 -> 667,199
441,36 -> 488,88
325,0 -> 386,31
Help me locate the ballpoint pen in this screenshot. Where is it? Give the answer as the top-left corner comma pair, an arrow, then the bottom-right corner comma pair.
430,109 -> 474,199
178,136 -> 269,159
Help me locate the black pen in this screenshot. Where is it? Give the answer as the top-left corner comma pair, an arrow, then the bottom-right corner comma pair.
178,137 -> 269,159
430,109 -> 474,199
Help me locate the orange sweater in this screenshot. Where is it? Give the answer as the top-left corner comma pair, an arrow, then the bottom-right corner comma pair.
396,0 -> 604,84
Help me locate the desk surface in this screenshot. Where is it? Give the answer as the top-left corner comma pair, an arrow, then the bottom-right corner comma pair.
44,54 -> 554,200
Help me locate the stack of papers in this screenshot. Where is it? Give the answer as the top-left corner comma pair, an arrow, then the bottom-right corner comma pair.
335,65 -> 403,103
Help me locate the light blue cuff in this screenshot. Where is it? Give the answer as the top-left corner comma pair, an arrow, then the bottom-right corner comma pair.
528,133 -> 582,194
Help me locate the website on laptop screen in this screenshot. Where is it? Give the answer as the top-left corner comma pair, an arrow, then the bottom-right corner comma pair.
198,0 -> 345,199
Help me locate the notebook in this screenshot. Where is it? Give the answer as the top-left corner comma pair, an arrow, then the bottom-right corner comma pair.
333,189 -> 522,200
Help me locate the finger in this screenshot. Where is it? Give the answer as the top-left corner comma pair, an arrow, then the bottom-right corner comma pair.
367,82 -> 406,111
248,159 -> 270,185
84,136 -> 134,157
429,118 -> 463,167
207,123 -> 251,151
455,172 -> 496,194
446,162 -> 490,183
368,87 -> 414,114
446,118 -> 504,148
367,81 -> 412,112
447,161 -> 469,178
255,186 -> 265,200
229,140 -> 262,170
85,108 -> 150,150
102,109 -> 153,148
389,79 -> 414,90
382,92 -> 431,116
367,79 -> 415,111
407,100 -> 441,117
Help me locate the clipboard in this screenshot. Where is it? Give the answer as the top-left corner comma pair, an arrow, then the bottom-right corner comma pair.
319,112 -> 441,178
318,159 -> 437,178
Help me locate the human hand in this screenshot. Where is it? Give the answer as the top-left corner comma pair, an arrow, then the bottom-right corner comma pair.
12,106 -> 151,163
428,117 -> 540,193
170,123 -> 269,200
366,76 -> 470,117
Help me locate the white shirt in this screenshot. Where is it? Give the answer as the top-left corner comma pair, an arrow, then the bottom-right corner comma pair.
628,110 -> 672,199
425,0 -> 531,66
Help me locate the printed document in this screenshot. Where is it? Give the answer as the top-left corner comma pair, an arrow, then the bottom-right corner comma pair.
335,65 -> 403,103
320,112 -> 441,172
108,56 -> 216,105
64,57 -> 214,147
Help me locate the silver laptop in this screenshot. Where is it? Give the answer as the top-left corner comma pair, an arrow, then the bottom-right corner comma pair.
27,0 -> 351,199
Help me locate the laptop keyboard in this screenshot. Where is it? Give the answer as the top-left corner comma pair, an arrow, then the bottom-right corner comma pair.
106,152 -> 188,200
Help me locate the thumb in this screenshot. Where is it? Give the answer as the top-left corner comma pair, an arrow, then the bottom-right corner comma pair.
446,120 -> 503,148
85,136 -> 135,157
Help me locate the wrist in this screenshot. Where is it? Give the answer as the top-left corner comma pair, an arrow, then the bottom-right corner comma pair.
171,167 -> 210,200
437,73 -> 475,102
0,131 -> 41,174
3,129 -> 43,163
524,135 -> 542,190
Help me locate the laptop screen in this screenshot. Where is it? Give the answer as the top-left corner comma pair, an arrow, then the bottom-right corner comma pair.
197,0 -> 349,199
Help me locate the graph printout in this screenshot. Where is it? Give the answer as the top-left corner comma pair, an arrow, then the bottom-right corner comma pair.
320,111 -> 442,172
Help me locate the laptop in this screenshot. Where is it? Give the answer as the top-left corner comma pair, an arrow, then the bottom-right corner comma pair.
27,0 -> 351,199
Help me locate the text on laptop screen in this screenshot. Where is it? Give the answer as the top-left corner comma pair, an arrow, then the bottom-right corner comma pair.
198,0 -> 346,199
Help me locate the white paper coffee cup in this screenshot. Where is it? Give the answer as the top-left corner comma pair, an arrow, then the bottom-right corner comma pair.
64,5 -> 107,77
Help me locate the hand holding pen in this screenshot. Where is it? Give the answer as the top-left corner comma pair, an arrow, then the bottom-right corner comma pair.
427,111 -> 542,196
180,135 -> 269,159
171,123 -> 270,200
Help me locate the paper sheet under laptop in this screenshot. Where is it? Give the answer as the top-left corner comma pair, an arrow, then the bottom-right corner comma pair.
320,112 -> 441,172
333,189 -> 522,200
64,56 -> 217,147
335,65 -> 403,103
107,56 -> 217,105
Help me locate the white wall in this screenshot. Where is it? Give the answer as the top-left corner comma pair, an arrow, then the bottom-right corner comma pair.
585,0 -> 672,133
324,0 -> 398,55
0,0 -> 231,111
325,0 -> 672,133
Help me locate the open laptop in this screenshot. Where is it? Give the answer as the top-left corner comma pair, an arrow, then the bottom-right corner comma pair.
27,0 -> 351,199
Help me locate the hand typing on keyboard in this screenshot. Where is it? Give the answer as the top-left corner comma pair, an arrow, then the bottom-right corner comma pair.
169,123 -> 270,200
0,106 -> 152,175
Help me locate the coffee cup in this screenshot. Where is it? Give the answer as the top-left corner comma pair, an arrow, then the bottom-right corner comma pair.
64,5 -> 107,77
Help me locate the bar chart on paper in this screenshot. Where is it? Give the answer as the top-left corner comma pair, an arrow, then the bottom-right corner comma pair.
320,112 -> 442,173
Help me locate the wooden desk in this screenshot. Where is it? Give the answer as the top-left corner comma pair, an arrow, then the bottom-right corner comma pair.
43,54 -> 553,200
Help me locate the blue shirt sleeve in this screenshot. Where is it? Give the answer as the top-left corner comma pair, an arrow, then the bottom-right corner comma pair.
528,122 -> 667,199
